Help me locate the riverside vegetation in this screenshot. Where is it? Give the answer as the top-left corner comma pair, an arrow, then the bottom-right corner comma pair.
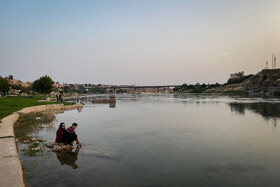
0,96 -> 74,121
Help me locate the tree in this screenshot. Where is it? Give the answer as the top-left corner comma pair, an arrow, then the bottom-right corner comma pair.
32,75 -> 54,96
20,86 -> 32,94
11,84 -> 23,90
0,76 -> 10,95
63,86 -> 70,93
69,84 -> 75,89
78,84 -> 84,91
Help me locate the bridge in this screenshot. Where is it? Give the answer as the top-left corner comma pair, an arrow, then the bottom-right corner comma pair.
110,85 -> 178,89
109,85 -> 179,94
84,85 -> 180,94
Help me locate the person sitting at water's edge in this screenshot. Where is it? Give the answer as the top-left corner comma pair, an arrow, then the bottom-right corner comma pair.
55,122 -> 65,143
61,123 -> 82,147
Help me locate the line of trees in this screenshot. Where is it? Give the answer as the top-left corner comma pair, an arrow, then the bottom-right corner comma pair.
0,75 -> 55,97
173,71 -> 254,93
173,83 -> 221,93
225,74 -> 254,85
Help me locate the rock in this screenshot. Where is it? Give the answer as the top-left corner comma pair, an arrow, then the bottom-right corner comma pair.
244,69 -> 280,96
23,140 -> 31,144
52,144 -> 74,152
31,147 -> 40,151
46,142 -> 55,148
52,145 -> 62,152
31,138 -> 37,142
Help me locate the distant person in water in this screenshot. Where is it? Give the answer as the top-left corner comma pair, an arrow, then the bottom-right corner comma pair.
62,123 -> 82,147
55,122 -> 65,143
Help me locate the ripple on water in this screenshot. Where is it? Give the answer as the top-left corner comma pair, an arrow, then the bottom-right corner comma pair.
80,144 -> 121,159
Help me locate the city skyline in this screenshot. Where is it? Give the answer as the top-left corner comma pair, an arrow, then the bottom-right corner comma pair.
1,0 -> 280,85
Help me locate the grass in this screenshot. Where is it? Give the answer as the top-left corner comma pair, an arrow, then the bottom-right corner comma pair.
21,142 -> 42,157
22,135 -> 33,141
24,148 -> 42,157
29,142 -> 40,148
0,95 -> 75,121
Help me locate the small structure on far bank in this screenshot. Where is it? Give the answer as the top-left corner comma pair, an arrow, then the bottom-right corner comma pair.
92,95 -> 116,108
92,95 -> 116,103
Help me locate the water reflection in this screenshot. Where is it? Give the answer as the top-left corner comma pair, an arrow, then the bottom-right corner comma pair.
55,151 -> 79,169
77,107 -> 83,113
18,94 -> 280,187
55,145 -> 81,169
229,102 -> 280,131
14,111 -> 58,138
229,102 -> 280,120
109,102 -> 116,108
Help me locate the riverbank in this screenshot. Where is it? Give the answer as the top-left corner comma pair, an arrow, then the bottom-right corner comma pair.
0,103 -> 82,187
0,96 -> 75,121
206,69 -> 280,95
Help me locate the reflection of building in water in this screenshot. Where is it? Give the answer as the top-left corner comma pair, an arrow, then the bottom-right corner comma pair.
91,95 -> 117,108
229,102 -> 280,130
109,102 -> 116,108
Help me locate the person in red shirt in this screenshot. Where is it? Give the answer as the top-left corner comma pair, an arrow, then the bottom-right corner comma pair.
61,123 -> 82,147
55,122 -> 65,143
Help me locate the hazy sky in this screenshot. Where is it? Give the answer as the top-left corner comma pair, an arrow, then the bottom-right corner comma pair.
1,0 -> 279,85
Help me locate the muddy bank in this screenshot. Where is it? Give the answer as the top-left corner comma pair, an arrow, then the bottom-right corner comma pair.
0,103 -> 82,187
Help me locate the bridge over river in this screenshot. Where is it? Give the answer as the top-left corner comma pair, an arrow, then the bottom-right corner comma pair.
84,85 -> 180,94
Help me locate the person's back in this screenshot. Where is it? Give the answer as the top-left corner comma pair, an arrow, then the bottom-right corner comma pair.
62,127 -> 77,145
61,123 -> 81,147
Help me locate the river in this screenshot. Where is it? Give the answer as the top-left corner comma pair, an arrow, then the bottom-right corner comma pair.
17,94 -> 280,187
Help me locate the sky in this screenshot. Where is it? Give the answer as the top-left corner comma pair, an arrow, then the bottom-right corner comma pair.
0,0 -> 280,85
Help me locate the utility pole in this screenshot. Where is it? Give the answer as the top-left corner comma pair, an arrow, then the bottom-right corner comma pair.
274,54 -> 277,69
272,53 -> 274,69
272,53 -> 276,69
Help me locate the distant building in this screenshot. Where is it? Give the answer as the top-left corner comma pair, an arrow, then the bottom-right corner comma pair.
8,75 -> 13,80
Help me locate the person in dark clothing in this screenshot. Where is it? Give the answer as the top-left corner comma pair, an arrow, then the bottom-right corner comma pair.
55,122 -> 65,143
61,123 -> 82,147
59,94 -> 62,102
56,94 -> 59,102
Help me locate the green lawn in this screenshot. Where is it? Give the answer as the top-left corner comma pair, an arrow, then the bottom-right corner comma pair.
0,96 -> 74,121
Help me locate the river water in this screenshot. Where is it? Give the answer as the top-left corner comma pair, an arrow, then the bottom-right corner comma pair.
17,94 -> 280,187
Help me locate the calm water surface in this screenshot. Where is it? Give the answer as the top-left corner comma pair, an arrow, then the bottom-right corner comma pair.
18,94 -> 280,187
